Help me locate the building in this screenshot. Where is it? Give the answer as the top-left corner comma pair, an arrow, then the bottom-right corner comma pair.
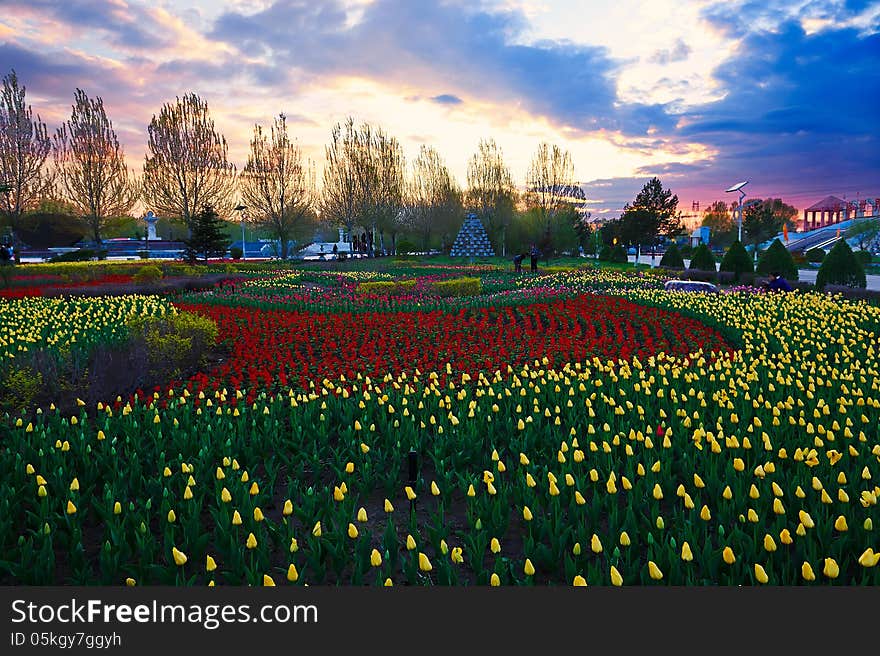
803,195 -> 880,232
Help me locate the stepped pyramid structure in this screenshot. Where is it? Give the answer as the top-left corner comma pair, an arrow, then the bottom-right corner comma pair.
450,214 -> 495,258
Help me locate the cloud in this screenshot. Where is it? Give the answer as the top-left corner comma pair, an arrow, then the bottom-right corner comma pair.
209,0 -> 673,136
430,94 -> 463,105
649,39 -> 692,65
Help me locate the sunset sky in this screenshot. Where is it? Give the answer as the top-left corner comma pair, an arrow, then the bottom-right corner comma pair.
2,0 -> 879,219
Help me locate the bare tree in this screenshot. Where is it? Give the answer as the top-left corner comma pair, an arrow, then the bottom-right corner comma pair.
367,128 -> 405,255
405,145 -> 462,253
240,114 -> 315,259
466,138 -> 516,256
53,89 -> 137,243
143,93 -> 236,233
525,142 -> 578,255
321,118 -> 362,252
320,117 -> 404,255
0,69 -> 52,255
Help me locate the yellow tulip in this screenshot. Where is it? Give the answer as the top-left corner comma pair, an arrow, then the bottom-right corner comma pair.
283,499 -> 293,516
610,566 -> 623,586
524,559 -> 536,576
232,510 -> 242,526
823,558 -> 839,579
66,500 -> 77,515
858,548 -> 879,567
681,542 -> 693,561
523,506 -> 533,521
490,573 -> 501,586
801,561 -> 816,581
312,521 -> 322,537
371,549 -> 382,567
246,533 -> 258,549
384,499 -> 394,513
287,564 -> 299,582
206,555 -> 217,572
572,575 -> 587,586
619,531 -> 631,547
406,535 -> 417,551
405,486 -> 417,501
648,561 -> 663,580
591,534 -> 603,554
754,564 -> 769,584
722,546 -> 736,565
834,515 -> 848,532
490,538 -> 501,554
172,547 -> 187,566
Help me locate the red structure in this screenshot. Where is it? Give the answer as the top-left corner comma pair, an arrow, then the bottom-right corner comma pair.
803,195 -> 880,231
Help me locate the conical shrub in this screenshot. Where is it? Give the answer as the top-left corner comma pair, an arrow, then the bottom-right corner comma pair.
659,243 -> 685,269
816,239 -> 866,289
756,238 -> 798,280
688,243 -> 716,272
719,240 -> 754,281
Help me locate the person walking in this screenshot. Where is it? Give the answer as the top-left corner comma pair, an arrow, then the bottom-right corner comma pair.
529,243 -> 539,272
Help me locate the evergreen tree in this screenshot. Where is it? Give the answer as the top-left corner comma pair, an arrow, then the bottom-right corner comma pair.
688,243 -> 716,272
659,242 -> 684,269
816,239 -> 866,290
719,240 -> 754,281
756,238 -> 798,280
184,205 -> 229,264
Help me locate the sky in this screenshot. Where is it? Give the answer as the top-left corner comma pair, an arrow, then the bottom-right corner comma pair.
2,0 -> 879,220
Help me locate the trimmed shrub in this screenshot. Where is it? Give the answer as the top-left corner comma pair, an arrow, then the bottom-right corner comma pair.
541,265 -> 579,274
855,250 -> 873,267
230,246 -> 243,260
354,280 -> 418,295
806,247 -> 826,264
356,281 -> 398,294
816,239 -> 866,290
396,240 -> 417,255
598,244 -> 627,263
48,248 -> 108,263
126,311 -> 218,380
756,238 -> 798,280
133,265 -> 164,284
659,243 -> 684,269
431,277 -> 482,297
719,240 -> 754,282
688,244 -> 716,272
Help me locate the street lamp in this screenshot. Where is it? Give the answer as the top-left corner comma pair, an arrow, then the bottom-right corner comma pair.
234,204 -> 247,260
725,180 -> 749,243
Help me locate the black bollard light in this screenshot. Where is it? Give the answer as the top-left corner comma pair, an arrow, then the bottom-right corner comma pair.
407,449 -> 418,484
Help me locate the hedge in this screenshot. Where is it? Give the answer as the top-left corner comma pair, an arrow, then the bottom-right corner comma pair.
430,277 -> 483,297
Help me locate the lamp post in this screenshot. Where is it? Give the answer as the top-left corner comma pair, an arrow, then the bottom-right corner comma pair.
725,181 -> 749,243
234,204 -> 247,260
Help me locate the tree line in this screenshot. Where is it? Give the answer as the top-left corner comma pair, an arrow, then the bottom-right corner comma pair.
0,70 -> 604,259
3,69 -> 821,262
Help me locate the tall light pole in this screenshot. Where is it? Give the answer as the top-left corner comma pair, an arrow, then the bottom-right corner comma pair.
725,180 -> 749,243
234,204 -> 247,260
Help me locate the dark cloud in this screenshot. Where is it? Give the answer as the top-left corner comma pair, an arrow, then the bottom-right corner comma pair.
673,18 -> 880,196
649,39 -> 692,65
430,94 -> 463,105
